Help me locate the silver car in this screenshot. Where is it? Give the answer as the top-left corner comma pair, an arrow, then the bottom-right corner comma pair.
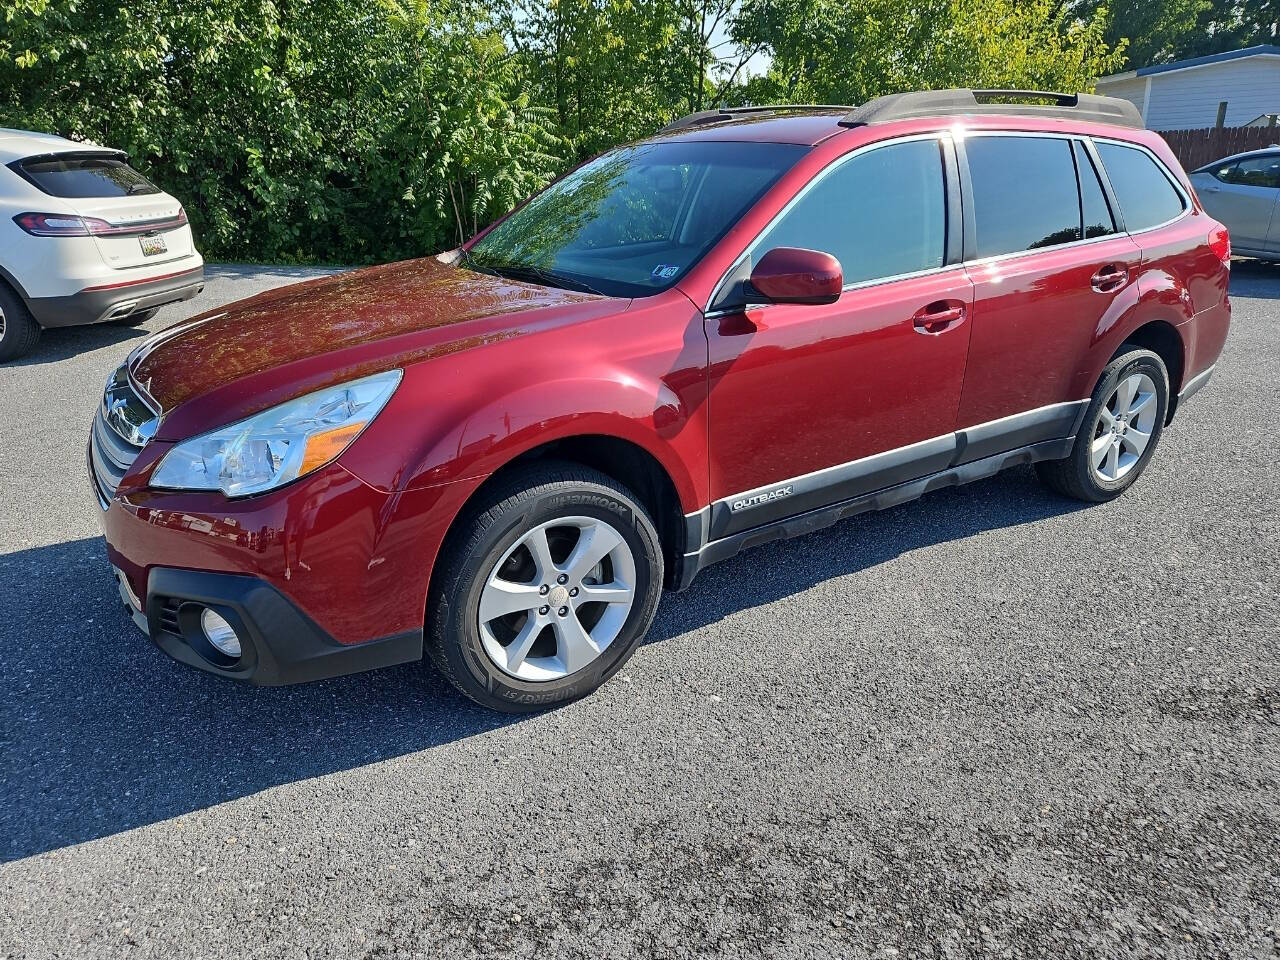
1190,148 -> 1280,260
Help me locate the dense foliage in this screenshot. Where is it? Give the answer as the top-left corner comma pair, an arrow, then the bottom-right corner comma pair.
0,0 -> 1193,265
1070,0 -> 1278,68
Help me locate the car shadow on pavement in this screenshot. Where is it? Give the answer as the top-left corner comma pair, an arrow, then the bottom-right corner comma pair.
7,320 -> 152,367
1229,258 -> 1280,298
0,467 -> 1083,863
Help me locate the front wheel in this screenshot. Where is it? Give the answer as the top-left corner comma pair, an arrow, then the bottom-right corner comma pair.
1036,348 -> 1169,502
427,462 -> 664,712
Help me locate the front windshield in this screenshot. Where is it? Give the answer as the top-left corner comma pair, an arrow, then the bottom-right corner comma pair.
466,140 -> 808,298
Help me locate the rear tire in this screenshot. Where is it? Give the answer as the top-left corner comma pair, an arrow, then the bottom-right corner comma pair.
0,283 -> 41,362
1036,348 -> 1169,502
426,461 -> 664,712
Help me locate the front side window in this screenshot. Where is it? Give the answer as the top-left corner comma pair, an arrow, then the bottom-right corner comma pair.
467,141 -> 806,298
752,138 -> 947,286
1220,155 -> 1280,188
1096,142 -> 1187,232
967,136 -> 1082,258
16,153 -> 160,198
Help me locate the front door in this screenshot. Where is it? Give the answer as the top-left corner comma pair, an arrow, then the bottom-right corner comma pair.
704,136 -> 973,541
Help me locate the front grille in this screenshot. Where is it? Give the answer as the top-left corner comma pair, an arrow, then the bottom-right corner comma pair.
88,364 -> 158,508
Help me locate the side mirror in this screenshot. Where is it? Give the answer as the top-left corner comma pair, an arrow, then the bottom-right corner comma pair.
748,247 -> 843,305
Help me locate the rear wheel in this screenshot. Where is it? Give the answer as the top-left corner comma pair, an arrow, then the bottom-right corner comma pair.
0,283 -> 41,362
427,462 -> 664,712
1036,348 -> 1169,502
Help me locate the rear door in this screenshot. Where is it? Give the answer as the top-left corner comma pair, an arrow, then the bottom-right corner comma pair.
703,135 -> 974,539
955,133 -> 1142,441
1191,153 -> 1280,252
14,152 -> 194,268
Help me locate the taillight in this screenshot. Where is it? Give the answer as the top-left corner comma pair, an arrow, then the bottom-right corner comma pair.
15,208 -> 188,237
13,212 -> 103,236
1209,223 -> 1231,268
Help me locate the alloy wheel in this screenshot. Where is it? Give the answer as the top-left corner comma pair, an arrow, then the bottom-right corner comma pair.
478,516 -> 636,682
1091,372 -> 1158,482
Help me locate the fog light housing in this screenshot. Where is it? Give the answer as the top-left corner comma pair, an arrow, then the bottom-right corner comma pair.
200,608 -> 242,658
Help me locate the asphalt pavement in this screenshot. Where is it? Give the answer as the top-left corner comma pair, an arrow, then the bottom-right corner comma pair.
1,261 -> 1277,959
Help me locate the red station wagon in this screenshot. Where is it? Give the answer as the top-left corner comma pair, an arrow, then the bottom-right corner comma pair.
90,89 -> 1231,711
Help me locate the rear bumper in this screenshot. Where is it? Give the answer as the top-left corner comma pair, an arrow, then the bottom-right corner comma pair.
29,264 -> 205,328
113,565 -> 422,686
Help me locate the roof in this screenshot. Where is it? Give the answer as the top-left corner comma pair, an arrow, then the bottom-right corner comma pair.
1099,44 -> 1280,84
658,90 -> 1144,145
0,127 -> 110,164
658,110 -> 848,146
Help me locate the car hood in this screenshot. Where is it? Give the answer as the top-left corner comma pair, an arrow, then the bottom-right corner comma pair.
129,256 -> 620,440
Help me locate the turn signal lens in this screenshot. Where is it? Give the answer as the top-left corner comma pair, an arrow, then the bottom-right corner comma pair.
299,422 -> 365,475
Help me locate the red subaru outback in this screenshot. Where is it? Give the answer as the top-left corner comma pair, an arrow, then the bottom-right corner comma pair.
91,90 -> 1231,711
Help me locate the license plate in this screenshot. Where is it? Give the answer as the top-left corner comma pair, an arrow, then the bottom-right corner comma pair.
139,234 -> 167,256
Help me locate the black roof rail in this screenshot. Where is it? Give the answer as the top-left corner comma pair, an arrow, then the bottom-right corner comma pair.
659,104 -> 855,134
839,89 -> 1144,129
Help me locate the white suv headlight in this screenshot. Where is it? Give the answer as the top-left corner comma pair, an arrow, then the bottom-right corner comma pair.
151,370 -> 402,497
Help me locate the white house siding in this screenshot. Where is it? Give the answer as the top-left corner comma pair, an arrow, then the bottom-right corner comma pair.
1097,75 -> 1148,115
1123,56 -> 1280,130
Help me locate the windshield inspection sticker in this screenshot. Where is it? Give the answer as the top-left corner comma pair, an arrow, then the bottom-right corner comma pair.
651,264 -> 680,280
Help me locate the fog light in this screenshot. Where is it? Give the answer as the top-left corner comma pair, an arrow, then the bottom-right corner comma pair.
200,608 -> 241,658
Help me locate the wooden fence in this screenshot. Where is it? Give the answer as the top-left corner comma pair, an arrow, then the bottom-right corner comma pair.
1156,127 -> 1280,172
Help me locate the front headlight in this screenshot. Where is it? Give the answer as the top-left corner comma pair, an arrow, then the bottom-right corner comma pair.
151,370 -> 402,497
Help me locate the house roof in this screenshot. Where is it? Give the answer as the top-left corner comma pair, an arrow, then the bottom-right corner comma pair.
1098,44 -> 1280,84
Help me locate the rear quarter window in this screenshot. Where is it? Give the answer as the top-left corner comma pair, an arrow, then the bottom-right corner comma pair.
1096,142 -> 1186,232
14,154 -> 160,198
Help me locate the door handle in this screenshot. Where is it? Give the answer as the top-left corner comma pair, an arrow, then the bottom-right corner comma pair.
912,300 -> 965,334
1090,264 -> 1129,293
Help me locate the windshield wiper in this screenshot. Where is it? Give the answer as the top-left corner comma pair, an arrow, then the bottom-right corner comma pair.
474,257 -> 605,297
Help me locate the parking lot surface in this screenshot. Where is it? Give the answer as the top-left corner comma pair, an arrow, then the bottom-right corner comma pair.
2,261 -> 1277,959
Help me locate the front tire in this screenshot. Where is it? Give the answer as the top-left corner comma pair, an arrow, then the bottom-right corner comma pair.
1036,348 -> 1169,502
0,283 -> 41,362
427,461 -> 664,712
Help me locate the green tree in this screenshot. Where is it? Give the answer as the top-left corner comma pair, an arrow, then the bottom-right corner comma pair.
730,0 -> 1125,104
0,0 -> 566,262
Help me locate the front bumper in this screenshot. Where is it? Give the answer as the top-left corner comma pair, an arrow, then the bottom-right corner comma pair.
29,264 -> 205,328
113,564 -> 421,686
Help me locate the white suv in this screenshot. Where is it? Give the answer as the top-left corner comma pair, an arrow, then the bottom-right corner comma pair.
0,127 -> 204,360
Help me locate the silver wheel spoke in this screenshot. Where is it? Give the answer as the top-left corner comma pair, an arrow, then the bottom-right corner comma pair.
503,616 -> 542,673
564,523 -> 623,582
1122,426 -> 1151,457
1127,391 -> 1154,418
1104,439 -> 1121,479
524,526 -> 556,580
554,612 -> 600,674
577,580 -> 633,606
1097,406 -> 1115,430
1091,432 -> 1113,469
479,578 -> 543,622
1114,375 -> 1139,415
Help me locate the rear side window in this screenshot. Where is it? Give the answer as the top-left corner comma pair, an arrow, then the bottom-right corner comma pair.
966,136 -> 1081,258
1096,142 -> 1186,231
14,154 -> 160,198
754,138 -> 947,285
1074,142 -> 1116,239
